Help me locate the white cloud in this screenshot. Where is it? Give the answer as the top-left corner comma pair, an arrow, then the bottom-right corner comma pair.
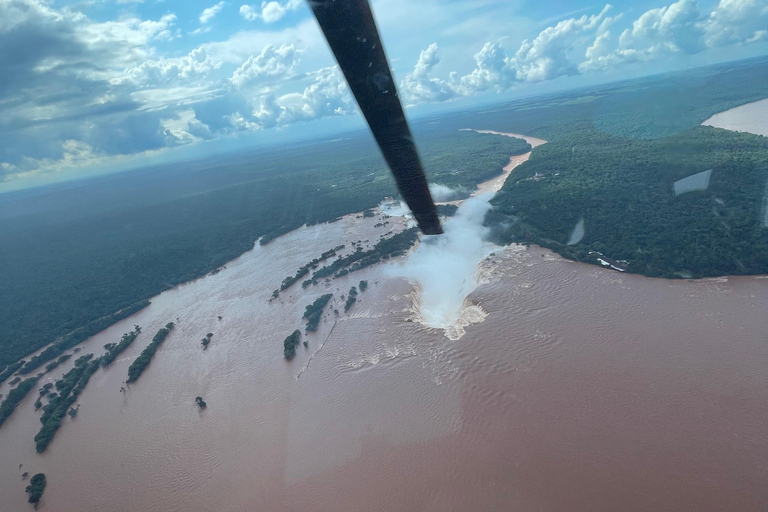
400,43 -> 458,106
703,0 -> 768,48
229,43 -> 303,89
234,67 -> 352,130
511,4 -> 611,82
162,109 -> 215,143
239,4 -> 260,21
120,47 -> 223,87
239,0 -> 302,23
200,1 -> 226,24
457,42 -> 516,94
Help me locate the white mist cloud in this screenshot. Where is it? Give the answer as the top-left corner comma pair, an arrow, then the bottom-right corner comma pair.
392,193 -> 496,329
428,183 -> 470,202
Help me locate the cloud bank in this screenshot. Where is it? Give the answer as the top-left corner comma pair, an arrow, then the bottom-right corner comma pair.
1,0 -> 766,183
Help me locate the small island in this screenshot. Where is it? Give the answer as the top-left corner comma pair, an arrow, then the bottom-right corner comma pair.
283,330 -> 302,360
303,294 -> 333,332
25,472 -> 46,505
126,322 -> 175,383
344,286 -> 358,312
34,354 -> 101,452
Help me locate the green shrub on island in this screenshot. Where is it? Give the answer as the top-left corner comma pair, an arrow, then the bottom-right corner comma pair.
306,229 -> 418,287
45,354 -> 72,373
126,323 -> 174,383
344,287 -> 358,312
359,280 -> 368,292
195,396 -> 207,409
303,294 -> 333,332
0,360 -> 25,385
35,356 -> 101,452
201,332 -> 213,349
101,326 -> 142,367
0,377 -> 40,428
275,245 -> 345,296
26,473 -> 46,504
283,330 -> 302,360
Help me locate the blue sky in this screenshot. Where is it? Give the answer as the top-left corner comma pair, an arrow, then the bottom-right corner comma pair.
1,0 -> 767,191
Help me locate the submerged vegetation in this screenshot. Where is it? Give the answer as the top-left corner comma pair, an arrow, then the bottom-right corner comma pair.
303,228 -> 419,287
44,354 -> 72,373
101,326 -> 142,367
303,294 -> 333,332
283,330 -> 302,360
273,245 -> 345,297
0,377 -> 40,428
0,360 -> 25,385
344,287 -> 358,312
26,473 -> 46,505
195,396 -> 207,409
201,332 -> 213,349
34,354 -> 101,452
126,323 -> 175,383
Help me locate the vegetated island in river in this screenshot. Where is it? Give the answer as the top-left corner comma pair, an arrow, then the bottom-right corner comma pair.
126,323 -> 175,383
283,330 -> 302,360
0,376 -> 40,428
34,353 -> 102,452
303,228 -> 419,287
303,295 -> 333,333
25,472 -> 46,505
101,325 -> 142,367
272,245 -> 345,298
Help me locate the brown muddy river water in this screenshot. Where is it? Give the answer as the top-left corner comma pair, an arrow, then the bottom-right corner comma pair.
1,136 -> 767,511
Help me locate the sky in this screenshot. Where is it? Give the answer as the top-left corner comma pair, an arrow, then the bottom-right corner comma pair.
1,0 -> 767,191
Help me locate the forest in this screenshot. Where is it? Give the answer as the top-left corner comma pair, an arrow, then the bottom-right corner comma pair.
0,129 -> 524,367
488,120 -> 768,277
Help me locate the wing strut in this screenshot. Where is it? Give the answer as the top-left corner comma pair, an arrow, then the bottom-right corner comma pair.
307,0 -> 443,235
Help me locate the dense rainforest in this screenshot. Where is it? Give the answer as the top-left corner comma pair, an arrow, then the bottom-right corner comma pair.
0,129 -> 526,367
475,57 -> 768,279
489,127 -> 768,278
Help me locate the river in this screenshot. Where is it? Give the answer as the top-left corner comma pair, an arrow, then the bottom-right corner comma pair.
0,134 -> 766,512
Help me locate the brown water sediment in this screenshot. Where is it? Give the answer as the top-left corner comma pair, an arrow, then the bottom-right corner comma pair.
0,134 -> 766,512
702,98 -> 768,136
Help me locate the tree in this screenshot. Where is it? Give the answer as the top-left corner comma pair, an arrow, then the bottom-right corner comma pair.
26,473 -> 46,505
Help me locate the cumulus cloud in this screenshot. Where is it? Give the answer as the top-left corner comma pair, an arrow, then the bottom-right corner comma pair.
582,0 -> 768,70
406,0 -> 768,106
229,67 -> 352,131
239,0 -> 302,23
120,48 -> 223,87
399,44 -> 458,106
511,5 -> 612,82
229,43 -> 303,89
200,1 -> 226,24
703,0 -> 768,47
